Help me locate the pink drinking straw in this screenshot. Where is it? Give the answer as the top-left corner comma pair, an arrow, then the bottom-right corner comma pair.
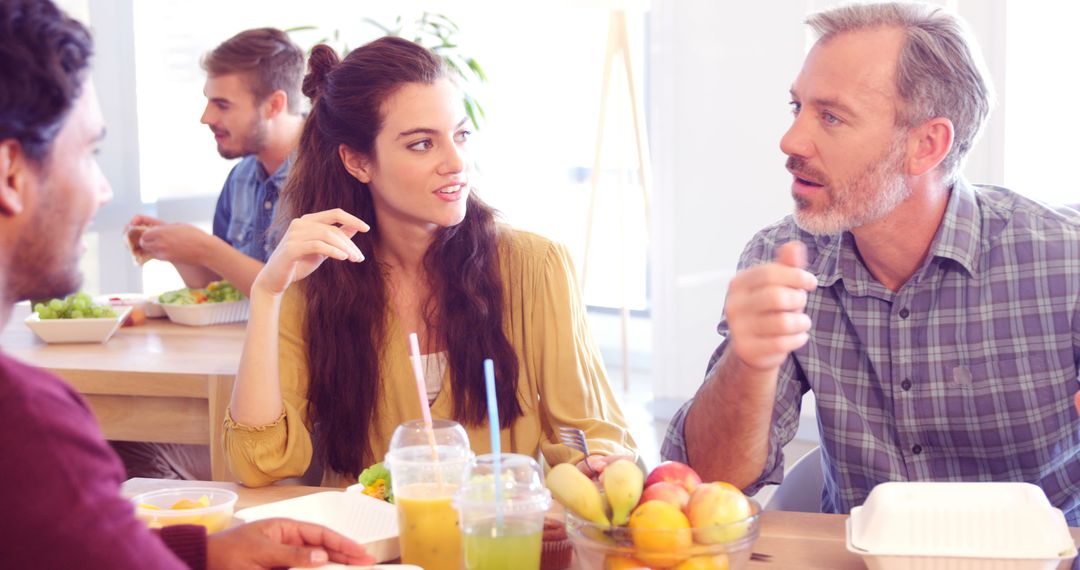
408,332 -> 442,478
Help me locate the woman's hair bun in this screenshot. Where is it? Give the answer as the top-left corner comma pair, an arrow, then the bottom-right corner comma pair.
302,44 -> 341,101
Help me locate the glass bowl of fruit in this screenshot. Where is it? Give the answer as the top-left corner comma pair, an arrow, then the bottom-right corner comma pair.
549,460 -> 761,569
131,487 -> 238,533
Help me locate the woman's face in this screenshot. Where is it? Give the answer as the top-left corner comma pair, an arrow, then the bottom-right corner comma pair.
341,78 -> 471,233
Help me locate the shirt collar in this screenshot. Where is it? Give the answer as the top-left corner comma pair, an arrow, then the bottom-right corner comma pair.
925,178 -> 981,277
810,178 -> 982,292
253,152 -> 295,190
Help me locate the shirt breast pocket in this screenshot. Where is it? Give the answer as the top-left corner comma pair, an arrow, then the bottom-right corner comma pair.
939,354 -> 1073,450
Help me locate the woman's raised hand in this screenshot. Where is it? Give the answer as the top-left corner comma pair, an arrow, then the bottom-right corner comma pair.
254,208 -> 370,296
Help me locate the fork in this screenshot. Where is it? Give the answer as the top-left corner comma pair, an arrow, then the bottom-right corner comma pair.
558,426 -> 598,477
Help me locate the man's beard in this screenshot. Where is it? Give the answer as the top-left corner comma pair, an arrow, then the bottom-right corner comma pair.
790,136 -> 912,236
8,184 -> 82,303
217,116 -> 268,159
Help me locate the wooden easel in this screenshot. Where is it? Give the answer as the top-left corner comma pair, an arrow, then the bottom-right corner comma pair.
581,9 -> 653,391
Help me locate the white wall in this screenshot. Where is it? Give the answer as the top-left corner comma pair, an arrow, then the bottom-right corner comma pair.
649,0 -> 807,404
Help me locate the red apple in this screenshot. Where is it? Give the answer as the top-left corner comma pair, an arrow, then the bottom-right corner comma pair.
685,482 -> 752,544
644,461 -> 702,494
639,481 -> 690,511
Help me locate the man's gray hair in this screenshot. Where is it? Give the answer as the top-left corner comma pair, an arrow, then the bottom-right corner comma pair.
806,2 -> 994,185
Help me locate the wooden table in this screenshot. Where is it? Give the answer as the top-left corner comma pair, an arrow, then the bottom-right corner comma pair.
120,478 -> 1080,569
2,317 -> 244,481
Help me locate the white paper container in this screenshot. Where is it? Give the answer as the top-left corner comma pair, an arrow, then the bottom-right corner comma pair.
235,484 -> 399,563
845,482 -> 1077,570
161,299 -> 249,326
24,306 -> 132,344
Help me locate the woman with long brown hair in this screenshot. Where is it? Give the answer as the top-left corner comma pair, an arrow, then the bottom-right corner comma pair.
223,36 -> 636,487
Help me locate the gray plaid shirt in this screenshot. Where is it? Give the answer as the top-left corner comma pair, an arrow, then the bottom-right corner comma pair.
662,180 -> 1080,524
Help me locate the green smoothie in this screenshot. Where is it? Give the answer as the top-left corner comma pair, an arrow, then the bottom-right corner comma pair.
462,519 -> 542,570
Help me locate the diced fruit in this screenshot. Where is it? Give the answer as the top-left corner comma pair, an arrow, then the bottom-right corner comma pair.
170,495 -> 210,510
644,461 -> 702,494
628,500 -> 692,567
686,482 -> 752,544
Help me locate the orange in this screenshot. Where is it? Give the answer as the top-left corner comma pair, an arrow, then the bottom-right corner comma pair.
673,554 -> 730,570
628,500 -> 692,567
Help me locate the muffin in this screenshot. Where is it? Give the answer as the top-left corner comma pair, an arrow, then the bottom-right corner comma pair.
541,517 -> 572,570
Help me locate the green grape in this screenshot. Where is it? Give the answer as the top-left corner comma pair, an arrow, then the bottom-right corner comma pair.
69,309 -> 84,319
39,308 -> 58,319
33,303 -> 45,313
48,299 -> 64,311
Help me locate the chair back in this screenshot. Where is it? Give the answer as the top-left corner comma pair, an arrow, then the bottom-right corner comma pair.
763,445 -> 823,513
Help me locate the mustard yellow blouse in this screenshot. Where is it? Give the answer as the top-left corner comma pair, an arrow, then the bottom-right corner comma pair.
223,228 -> 637,487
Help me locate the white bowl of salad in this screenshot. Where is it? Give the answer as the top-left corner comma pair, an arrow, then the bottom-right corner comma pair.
25,292 -> 133,343
157,281 -> 248,327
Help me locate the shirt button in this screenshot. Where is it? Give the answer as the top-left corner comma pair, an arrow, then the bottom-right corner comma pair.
912,444 -> 922,455
901,379 -> 912,391
264,200 -> 273,210
899,308 -> 910,319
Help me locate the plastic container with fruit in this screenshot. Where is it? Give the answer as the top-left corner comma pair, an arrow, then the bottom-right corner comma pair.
547,459 -> 761,569
131,487 -> 238,533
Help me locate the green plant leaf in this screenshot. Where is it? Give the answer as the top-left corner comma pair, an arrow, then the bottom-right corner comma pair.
284,25 -> 318,33
465,58 -> 488,82
464,97 -> 480,129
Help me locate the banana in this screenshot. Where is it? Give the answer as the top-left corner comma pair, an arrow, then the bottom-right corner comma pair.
547,462 -> 610,529
601,459 -> 645,526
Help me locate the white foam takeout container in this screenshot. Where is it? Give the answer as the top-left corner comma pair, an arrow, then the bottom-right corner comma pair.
159,299 -> 249,326
235,484 -> 399,563
845,481 -> 1078,569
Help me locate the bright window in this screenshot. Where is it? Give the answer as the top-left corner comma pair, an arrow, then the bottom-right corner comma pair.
129,1 -> 649,309
1003,2 -> 1080,205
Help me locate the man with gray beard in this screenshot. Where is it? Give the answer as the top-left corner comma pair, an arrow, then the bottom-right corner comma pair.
662,2 -> 1080,524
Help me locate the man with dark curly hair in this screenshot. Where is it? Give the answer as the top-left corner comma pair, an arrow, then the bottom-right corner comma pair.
0,1 -> 372,567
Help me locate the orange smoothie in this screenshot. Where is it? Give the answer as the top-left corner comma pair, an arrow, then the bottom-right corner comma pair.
396,482 -> 463,570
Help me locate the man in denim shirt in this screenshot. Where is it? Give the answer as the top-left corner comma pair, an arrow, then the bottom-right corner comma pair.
127,28 -> 304,296
663,2 -> 1080,523
115,28 -> 304,479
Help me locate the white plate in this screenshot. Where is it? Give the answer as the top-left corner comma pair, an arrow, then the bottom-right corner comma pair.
24,306 -> 132,344
160,299 -> 249,326
235,485 -> 399,563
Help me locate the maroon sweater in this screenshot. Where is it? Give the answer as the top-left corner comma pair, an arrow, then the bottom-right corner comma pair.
0,351 -> 206,569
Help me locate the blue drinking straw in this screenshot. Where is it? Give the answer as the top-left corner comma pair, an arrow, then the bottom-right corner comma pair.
484,358 -> 502,526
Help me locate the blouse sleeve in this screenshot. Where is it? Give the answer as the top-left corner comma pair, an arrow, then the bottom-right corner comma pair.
532,241 -> 638,465
222,286 -> 314,486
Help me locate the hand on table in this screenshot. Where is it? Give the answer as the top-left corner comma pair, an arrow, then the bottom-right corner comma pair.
724,240 -> 817,371
253,208 -> 370,296
206,517 -> 375,570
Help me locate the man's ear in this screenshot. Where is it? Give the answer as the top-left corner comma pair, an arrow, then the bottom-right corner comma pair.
906,117 -> 954,177
0,139 -> 30,216
264,89 -> 288,119
338,144 -> 372,184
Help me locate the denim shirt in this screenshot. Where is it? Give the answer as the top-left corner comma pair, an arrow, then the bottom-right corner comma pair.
212,154 -> 293,262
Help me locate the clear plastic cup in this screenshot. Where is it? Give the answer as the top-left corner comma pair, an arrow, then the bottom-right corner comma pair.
454,453 -> 552,570
385,419 -> 473,570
